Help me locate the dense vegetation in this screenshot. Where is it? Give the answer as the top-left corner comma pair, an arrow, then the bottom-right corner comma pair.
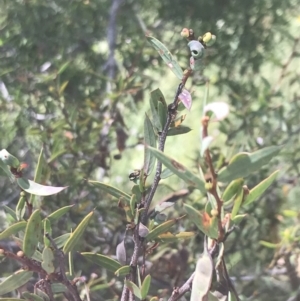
0,1 -> 300,300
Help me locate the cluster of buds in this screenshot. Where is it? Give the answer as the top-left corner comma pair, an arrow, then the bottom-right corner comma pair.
180,28 -> 216,71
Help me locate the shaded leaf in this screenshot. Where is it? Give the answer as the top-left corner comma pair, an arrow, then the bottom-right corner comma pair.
222,178 -> 244,203
148,147 -> 206,193
16,193 -> 26,221
244,170 -> 279,206
231,187 -> 244,220
146,36 -> 183,80
0,270 -> 33,296
81,253 -> 122,272
46,205 -> 74,223
0,149 -> 20,168
0,221 -> 27,240
53,233 -> 71,249
167,126 -> 192,136
17,178 -> 67,196
63,211 -> 94,253
125,280 -> 142,299
41,247 -> 55,274
144,114 -> 157,176
22,292 -> 44,301
218,146 -> 282,182
23,209 -> 42,257
89,181 -> 131,202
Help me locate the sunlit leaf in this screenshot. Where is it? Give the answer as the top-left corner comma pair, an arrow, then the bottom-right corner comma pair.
167,126 -> 192,136
46,205 -> 74,223
244,170 -> 279,205
218,146 -> 282,182
0,221 -> 27,240
125,281 -> 142,299
141,275 -> 151,299
17,178 -> 67,196
146,36 -> 183,80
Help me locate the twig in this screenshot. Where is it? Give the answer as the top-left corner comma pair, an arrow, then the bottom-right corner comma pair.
201,116 -> 225,241
46,233 -> 83,301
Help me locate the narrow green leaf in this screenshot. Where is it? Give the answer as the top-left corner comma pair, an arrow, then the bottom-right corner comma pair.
144,114 -> 157,176
0,299 -> 26,301
0,270 -> 33,296
23,209 -> 42,257
148,147 -> 206,193
81,253 -> 122,272
22,292 -> 44,301
160,168 -> 174,179
158,102 -> 167,130
51,283 -> 67,294
141,275 -> 151,299
15,192 -> 26,221
146,36 -> 183,80
17,178 -> 67,196
43,218 -> 52,247
57,61 -> 70,74
184,204 -> 218,239
53,233 -> 71,249
244,170 -> 279,206
231,214 -> 247,225
89,181 -> 131,202
29,147 -> 46,204
63,211 -> 94,253
231,187 -> 244,219
0,149 -> 20,168
200,136 -> 214,156
218,146 -> 282,182
115,265 -> 130,277
146,218 -> 182,242
46,205 -> 74,223
3,206 -> 17,221
259,240 -> 280,248
222,178 -> 244,203
0,221 -> 27,240
167,126 -> 192,136
125,281 -> 142,299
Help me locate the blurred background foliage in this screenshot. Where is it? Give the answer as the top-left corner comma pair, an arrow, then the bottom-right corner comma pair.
0,0 -> 300,300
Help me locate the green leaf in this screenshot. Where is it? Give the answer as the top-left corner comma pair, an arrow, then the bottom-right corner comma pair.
15,193 -> 26,221
0,270 -> 33,296
29,147 -> 46,204
244,170 -> 279,206
146,36 -> 183,80
89,181 -> 131,202
184,204 -> 218,239
63,211 -> 94,253
125,281 -> 142,299
115,265 -> 130,277
81,253 -> 122,272
160,168 -> 174,179
218,146 -> 282,182
3,206 -> 17,221
146,217 -> 182,242
22,292 -> 44,301
23,209 -> 42,257
0,221 -> 27,240
53,233 -> 71,249
41,247 -> 55,274
167,126 -> 192,136
158,102 -> 167,130
259,240 -> 280,248
17,178 -> 67,196
141,275 -> 151,299
155,231 -> 195,243
0,299 -> 26,301
143,114 -> 157,176
222,178 -> 244,203
148,147 -> 206,193
0,149 -> 20,168
46,205 -> 74,223
231,187 -> 244,219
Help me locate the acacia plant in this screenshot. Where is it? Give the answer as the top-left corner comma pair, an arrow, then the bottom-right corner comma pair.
0,29 -> 281,301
